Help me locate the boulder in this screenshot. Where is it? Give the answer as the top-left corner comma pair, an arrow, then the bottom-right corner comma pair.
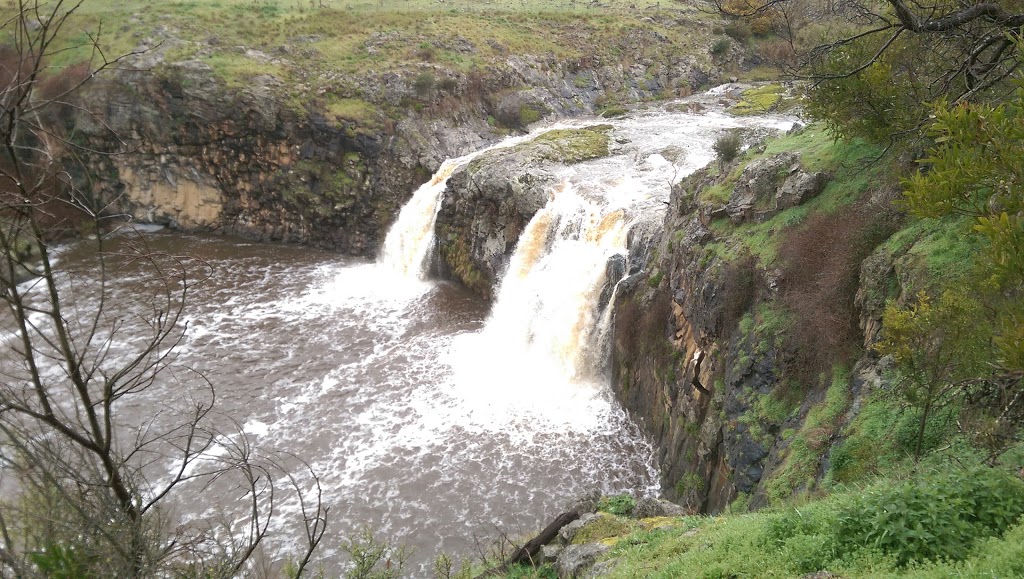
725,152 -> 799,223
554,543 -> 611,578
631,497 -> 689,518
558,513 -> 600,544
776,170 -> 828,210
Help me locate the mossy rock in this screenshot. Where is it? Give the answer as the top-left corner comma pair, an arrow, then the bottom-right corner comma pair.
731,84 -> 785,116
571,513 -> 637,545
438,227 -> 489,298
515,124 -> 613,165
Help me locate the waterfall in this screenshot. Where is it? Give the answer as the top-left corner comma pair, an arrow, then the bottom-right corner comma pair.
444,179 -> 639,428
385,104 -> 796,421
482,182 -> 630,384
379,126 -> 575,278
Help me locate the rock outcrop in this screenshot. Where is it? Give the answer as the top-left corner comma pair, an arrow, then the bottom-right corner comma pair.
80,63 -> 479,255
722,152 -> 827,223
73,40 -> 721,258
434,126 -> 613,298
611,147 -> 837,512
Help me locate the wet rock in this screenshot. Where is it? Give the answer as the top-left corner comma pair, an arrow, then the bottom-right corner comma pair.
600,254 -> 628,310
434,127 -> 616,298
554,543 -> 610,578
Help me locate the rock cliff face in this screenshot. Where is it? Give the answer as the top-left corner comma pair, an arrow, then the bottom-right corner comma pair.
608,136 -> 910,513
82,62 -> 471,255
78,44 -> 721,257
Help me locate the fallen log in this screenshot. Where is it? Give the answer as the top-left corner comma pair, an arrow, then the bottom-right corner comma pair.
474,510 -> 581,578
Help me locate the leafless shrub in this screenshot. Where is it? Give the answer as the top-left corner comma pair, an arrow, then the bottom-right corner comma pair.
778,200 -> 899,386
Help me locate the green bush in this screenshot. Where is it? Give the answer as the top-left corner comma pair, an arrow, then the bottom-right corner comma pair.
835,467 -> 1024,566
723,22 -> 751,43
711,37 -> 731,56
598,494 -> 637,516
414,71 -> 436,97
713,130 -> 742,166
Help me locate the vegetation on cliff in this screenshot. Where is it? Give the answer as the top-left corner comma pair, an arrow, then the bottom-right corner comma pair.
53,0 -> 730,124
594,3 -> 1024,578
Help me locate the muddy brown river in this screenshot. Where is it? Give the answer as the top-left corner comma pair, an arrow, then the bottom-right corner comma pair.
4,98 -> 796,574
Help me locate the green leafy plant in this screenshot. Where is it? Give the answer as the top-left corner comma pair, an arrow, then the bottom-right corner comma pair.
713,130 -> 742,167
834,467 -> 1024,566
598,494 -> 637,516
875,290 -> 993,458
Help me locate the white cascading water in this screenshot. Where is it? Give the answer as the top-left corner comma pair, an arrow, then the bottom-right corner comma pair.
379,124 -> 579,278
453,183 -> 629,391
448,105 -> 796,418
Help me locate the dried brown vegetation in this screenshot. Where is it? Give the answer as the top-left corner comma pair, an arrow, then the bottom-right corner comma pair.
778,198 -> 900,385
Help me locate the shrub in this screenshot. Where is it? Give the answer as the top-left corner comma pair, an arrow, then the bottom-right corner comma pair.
713,130 -> 742,166
719,252 -> 759,336
723,22 -> 752,43
711,37 -> 731,56
835,467 -> 1024,566
759,39 -> 795,64
598,494 -> 637,516
413,71 -> 435,98
436,77 -> 458,93
778,200 -> 899,387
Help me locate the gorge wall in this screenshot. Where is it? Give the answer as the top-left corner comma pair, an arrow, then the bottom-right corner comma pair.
80,36 -> 727,257
606,129 -> 949,513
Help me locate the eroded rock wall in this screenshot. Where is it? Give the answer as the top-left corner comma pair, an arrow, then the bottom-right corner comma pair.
75,40 -> 721,257
609,146 -> 871,512
82,63 -> 454,254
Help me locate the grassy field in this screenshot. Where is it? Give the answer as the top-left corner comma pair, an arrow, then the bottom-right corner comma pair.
11,0 -> 721,104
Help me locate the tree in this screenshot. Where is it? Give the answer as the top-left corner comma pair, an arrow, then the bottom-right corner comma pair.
0,1 -> 326,575
874,291 -> 993,460
710,0 -> 1024,143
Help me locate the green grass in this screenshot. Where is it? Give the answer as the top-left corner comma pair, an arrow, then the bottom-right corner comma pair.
763,365 -> 850,506
325,97 -> 381,125
702,125 -> 885,267
31,0 -> 721,112
598,467 -> 1024,579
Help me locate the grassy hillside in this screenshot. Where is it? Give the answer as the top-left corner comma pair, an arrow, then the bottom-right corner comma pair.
49,0 -> 719,87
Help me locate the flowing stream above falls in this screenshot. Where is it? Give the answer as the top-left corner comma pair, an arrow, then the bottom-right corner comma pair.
5,94 -> 796,574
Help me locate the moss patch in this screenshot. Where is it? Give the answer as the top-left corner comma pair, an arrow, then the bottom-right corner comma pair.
525,124 -> 613,164
437,225 -> 489,297
763,366 -> 851,506
730,84 -> 784,116
572,514 -> 638,545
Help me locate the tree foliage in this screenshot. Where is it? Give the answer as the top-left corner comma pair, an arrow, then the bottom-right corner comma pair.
903,83 -> 1024,371
874,290 -> 993,458
713,0 -> 1024,144
0,2 -> 327,576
